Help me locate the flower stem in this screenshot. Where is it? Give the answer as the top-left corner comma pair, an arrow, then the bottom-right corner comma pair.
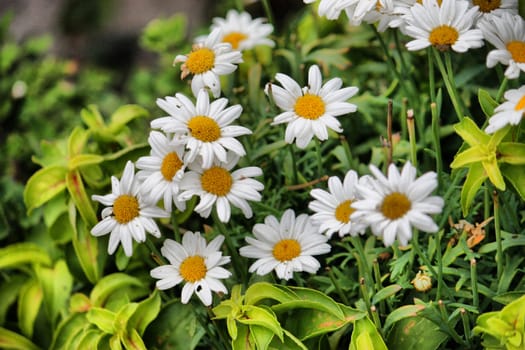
493,190 -> 503,283
212,210 -> 246,284
470,258 -> 479,309
289,144 -> 299,185
435,229 -> 445,301
261,0 -> 275,27
495,76 -> 508,102
315,138 -> 323,178
407,109 -> 417,167
460,308 -> 473,348
350,236 -> 373,286
327,267 -> 350,305
432,49 -> 465,121
146,237 -> 167,265
171,211 -> 181,242
431,102 -> 443,188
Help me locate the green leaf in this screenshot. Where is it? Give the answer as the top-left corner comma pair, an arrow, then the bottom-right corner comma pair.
383,304 -> 426,331
108,105 -> 149,135
0,243 -> 52,269
0,275 -> 27,325
69,293 -> 92,313
17,279 -> 43,338
31,139 -> 68,168
67,126 -> 90,157
372,285 -> 402,305
498,143 -> 525,165
482,160 -> 505,190
501,164 -> 525,200
49,313 -> 88,350
460,163 -> 486,216
70,204 -> 104,284
35,260 -> 73,327
478,89 -> 499,119
87,307 -> 116,334
128,291 -> 161,336
142,300 -> 205,350
66,170 -> 98,226
90,273 -> 144,308
76,329 -> 104,349
450,146 -> 487,169
272,286 -> 345,320
245,282 -> 296,306
350,317 -> 387,350
248,63 -> 262,110
0,327 -> 41,350
285,308 -> 351,341
120,328 -> 146,350
250,324 -> 274,350
453,117 -> 489,147
24,165 -> 67,214
493,292 -> 525,306
232,323 -> 253,350
238,305 -> 283,341
81,105 -> 105,132
68,154 -> 105,171
140,14 -> 187,53
386,316 -> 448,350
113,303 -> 139,335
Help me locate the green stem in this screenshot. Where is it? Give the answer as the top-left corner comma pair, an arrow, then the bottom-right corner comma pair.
212,210 -> 246,284
350,236 -> 373,286
495,76 -> 508,102
428,48 -> 436,103
233,0 -> 244,11
460,308 -> 473,349
261,0 -> 275,27
493,190 -> 503,283
146,238 -> 167,265
327,267 -> 350,305
407,109 -> 417,167
470,258 -> 479,309
435,229 -> 445,301
372,259 -> 386,316
289,144 -> 299,185
438,300 -> 468,347
433,49 -> 464,121
430,103 -> 442,188
171,211 -> 181,242
340,135 -> 354,169
315,138 -> 323,179
359,277 -> 373,319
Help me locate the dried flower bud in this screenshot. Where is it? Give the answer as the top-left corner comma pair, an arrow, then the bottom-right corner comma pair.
411,270 -> 432,292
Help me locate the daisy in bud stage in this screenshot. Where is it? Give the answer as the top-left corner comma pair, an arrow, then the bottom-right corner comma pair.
152,89 -> 251,169
150,232 -> 231,306
239,209 -> 331,280
404,0 -> 484,52
91,161 -> 170,257
265,64 -> 358,149
178,153 -> 264,223
351,161 -> 444,247
207,9 -> 274,50
477,12 -> 525,79
309,170 -> 367,238
136,131 -> 187,213
485,85 -> 525,133
175,27 -> 243,97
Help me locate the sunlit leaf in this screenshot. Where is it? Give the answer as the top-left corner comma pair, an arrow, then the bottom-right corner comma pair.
24,165 -> 67,214
0,243 -> 52,269
0,327 -> 40,350
17,279 -> 43,338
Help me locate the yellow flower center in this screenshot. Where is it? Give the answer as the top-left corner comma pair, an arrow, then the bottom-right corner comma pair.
429,25 -> 459,51
507,41 -> 525,63
222,32 -> 248,49
113,195 -> 139,224
380,192 -> 411,220
514,94 -> 525,111
294,94 -> 325,120
335,200 -> 355,224
472,0 -> 501,12
185,48 -> 215,74
179,255 -> 207,282
161,152 -> 183,181
188,115 -> 221,142
273,239 -> 301,262
201,166 -> 232,196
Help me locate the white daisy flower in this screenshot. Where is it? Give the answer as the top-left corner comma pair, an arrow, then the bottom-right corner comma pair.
343,0 -> 377,26
470,0 -> 517,20
265,64 -> 358,149
175,27 -> 243,97
309,170 -> 367,238
485,85 -> 525,133
136,131 -> 187,213
152,89 -> 252,169
178,153 -> 264,223
404,0 -> 484,52
150,232 -> 231,306
351,161 -> 444,247
207,9 -> 274,50
239,209 -> 331,280
304,0 -> 357,20
364,0 -> 416,33
477,12 -> 525,79
91,161 -> 170,257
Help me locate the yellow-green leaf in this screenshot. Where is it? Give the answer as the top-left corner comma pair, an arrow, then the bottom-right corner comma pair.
450,146 -> 487,169
0,243 -> 52,269
498,143 -> 525,165
482,160 -> 506,190
90,273 -> 144,308
66,170 -> 97,227
67,126 -> 90,157
24,165 -> 67,214
68,154 -> 105,171
17,279 -> 43,338
461,163 -> 487,216
108,105 -> 149,135
87,307 -> 116,334
454,117 -> 489,147
0,327 -> 41,350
